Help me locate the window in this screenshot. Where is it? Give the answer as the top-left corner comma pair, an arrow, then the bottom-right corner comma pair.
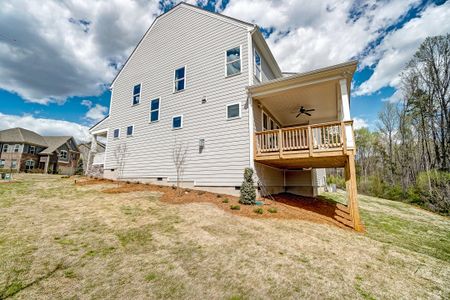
174,67 -> 186,92
172,115 -> 183,129
127,125 -> 134,137
226,103 -> 241,119
132,84 -> 141,105
0,159 -> 4,168
113,128 -> 120,139
11,160 -> 17,169
254,49 -> 262,81
25,160 -> 35,170
262,112 -> 268,130
14,144 -> 20,153
2,144 -> 8,153
29,145 -> 35,154
150,98 -> 160,122
60,150 -> 68,159
262,111 -> 279,130
226,47 -> 241,76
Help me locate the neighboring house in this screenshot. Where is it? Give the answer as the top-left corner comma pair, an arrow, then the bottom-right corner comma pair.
0,127 -> 80,175
89,3 -> 361,230
78,141 -> 105,176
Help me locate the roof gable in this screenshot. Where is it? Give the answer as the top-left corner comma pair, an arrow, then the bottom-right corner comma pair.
110,3 -> 254,88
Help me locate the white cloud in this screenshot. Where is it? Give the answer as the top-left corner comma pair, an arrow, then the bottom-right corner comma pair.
85,104 -> 108,123
222,0 -> 422,72
81,99 -> 93,108
0,113 -> 90,142
0,0 -> 161,104
356,1 -> 450,96
353,117 -> 369,129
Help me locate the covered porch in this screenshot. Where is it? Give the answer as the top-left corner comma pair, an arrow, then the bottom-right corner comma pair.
248,61 -> 362,231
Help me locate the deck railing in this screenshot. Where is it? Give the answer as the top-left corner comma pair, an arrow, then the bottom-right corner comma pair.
255,121 -> 354,158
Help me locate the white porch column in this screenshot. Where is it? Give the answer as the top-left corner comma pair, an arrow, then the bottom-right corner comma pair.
339,79 -> 354,148
44,155 -> 50,173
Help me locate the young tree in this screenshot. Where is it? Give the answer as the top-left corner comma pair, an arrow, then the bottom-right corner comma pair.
172,141 -> 188,195
75,158 -> 84,175
114,143 -> 127,183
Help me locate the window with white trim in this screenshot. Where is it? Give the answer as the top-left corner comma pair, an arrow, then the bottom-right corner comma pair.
0,159 -> 4,168
25,160 -> 35,170
254,49 -> 262,81
29,145 -> 36,154
262,111 -> 279,130
113,128 -> 120,139
174,67 -> 185,92
11,160 -> 17,169
126,125 -> 134,137
226,103 -> 241,119
14,144 -> 20,153
132,84 -> 141,105
150,98 -> 160,122
172,115 -> 183,129
2,144 -> 8,153
60,150 -> 68,159
226,47 -> 241,76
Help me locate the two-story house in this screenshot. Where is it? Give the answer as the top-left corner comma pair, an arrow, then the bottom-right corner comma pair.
89,3 -> 361,230
0,127 -> 80,175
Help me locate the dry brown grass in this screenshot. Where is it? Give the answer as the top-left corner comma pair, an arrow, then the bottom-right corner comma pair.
0,174 -> 449,299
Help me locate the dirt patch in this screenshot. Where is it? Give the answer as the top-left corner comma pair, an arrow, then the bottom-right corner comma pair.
83,179 -> 354,230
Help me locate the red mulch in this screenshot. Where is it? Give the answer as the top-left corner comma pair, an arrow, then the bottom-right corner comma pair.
74,178 -> 357,230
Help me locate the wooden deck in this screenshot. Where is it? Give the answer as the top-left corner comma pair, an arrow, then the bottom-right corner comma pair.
254,120 -> 354,169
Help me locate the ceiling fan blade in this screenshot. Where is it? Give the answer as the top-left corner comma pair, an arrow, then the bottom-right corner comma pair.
306,109 -> 315,112
296,113 -> 301,118
305,112 -> 311,116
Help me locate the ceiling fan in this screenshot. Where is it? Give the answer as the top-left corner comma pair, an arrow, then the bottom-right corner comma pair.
296,106 -> 315,118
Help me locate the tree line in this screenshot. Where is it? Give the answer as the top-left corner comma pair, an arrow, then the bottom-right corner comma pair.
353,34 -> 450,215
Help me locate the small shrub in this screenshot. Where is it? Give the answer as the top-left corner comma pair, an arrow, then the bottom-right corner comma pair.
254,207 -> 263,214
268,207 -> 277,213
216,194 -> 222,198
239,168 -> 256,205
222,198 -> 229,203
230,205 -> 240,210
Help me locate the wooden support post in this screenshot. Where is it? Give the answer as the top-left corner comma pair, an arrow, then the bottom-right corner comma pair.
345,152 -> 363,232
278,129 -> 283,158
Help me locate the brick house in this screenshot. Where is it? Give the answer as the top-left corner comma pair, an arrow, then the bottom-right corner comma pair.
0,127 -> 80,175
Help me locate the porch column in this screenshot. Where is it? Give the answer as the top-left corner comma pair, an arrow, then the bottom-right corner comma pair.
345,152 -> 362,232
86,135 -> 97,175
44,155 -> 50,174
339,79 -> 354,148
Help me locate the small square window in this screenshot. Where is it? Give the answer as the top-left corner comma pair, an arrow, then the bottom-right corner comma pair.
150,98 -> 160,122
227,103 -> 240,119
174,67 -> 185,92
132,84 -> 141,105
226,47 -> 241,76
172,115 -> 183,129
60,150 -> 68,159
11,160 -> 17,169
113,128 -> 120,139
2,145 -> 8,152
14,144 -> 20,153
127,126 -> 134,136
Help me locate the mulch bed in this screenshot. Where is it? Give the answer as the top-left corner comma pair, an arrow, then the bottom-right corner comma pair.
74,178 -> 354,230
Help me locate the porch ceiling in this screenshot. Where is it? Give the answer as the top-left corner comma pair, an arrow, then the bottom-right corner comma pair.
254,80 -> 339,126
248,60 -> 357,127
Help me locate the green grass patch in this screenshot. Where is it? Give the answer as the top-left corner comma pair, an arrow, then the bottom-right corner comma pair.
116,226 -> 153,247
268,207 -> 277,213
145,273 -> 157,282
230,205 -> 240,210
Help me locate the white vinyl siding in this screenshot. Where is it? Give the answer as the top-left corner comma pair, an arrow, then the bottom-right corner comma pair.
102,5 -> 250,186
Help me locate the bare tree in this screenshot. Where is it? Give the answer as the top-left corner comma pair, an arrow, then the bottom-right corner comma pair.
172,141 -> 188,195
377,102 -> 399,183
114,143 -> 127,184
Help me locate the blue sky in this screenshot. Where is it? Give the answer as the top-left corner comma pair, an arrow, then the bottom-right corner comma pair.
1,0 -> 449,140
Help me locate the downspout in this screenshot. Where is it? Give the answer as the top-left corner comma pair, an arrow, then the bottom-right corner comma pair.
247,26 -> 257,171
